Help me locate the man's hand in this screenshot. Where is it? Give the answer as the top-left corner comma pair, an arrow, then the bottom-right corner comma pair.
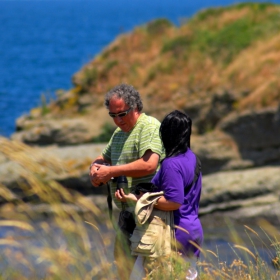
89,163 -> 111,187
89,164 -> 99,186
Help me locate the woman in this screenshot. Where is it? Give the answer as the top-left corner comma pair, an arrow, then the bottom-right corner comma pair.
116,110 -> 203,278
151,110 -> 203,259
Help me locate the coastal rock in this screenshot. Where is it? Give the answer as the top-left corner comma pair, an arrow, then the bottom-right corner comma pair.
199,166 -> 280,226
12,117 -> 101,146
12,107 -> 280,172
191,131 -> 252,174
0,142 -> 108,201
218,105 -> 280,165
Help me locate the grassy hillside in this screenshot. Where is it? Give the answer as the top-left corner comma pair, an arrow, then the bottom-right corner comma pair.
33,2 -> 280,135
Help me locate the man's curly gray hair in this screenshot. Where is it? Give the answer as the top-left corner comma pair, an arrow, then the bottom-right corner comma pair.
104,83 -> 143,112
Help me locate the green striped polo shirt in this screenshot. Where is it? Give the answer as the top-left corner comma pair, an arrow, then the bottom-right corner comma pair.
102,113 -> 164,209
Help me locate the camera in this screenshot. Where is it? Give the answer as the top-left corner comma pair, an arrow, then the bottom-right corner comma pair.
116,175 -> 129,195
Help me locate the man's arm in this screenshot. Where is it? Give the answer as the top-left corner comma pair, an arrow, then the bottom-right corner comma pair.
91,149 -> 160,186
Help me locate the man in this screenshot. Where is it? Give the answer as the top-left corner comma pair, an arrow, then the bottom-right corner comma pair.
89,83 -> 164,280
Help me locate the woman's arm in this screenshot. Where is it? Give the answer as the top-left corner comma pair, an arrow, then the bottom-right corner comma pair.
154,196 -> 181,211
115,189 -> 181,211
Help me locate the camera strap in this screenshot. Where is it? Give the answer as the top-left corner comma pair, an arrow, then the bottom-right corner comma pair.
106,182 -> 113,221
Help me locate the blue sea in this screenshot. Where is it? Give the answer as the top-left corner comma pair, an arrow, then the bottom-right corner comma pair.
1,0 -> 280,137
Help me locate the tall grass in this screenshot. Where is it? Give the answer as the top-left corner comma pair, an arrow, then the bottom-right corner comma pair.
0,137 -> 279,279
0,137 -> 116,279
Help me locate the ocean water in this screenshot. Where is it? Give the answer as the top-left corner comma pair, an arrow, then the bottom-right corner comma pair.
1,0 -> 279,137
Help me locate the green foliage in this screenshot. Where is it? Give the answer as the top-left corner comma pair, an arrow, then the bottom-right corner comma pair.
193,7 -> 226,22
144,67 -> 157,85
55,89 -> 65,98
199,10 -> 280,63
234,2 -> 276,11
91,122 -> 115,143
164,4 -> 280,64
40,93 -> 50,115
99,60 -> 119,79
144,60 -> 176,85
101,45 -> 120,59
157,60 -> 176,75
130,63 -> 140,76
194,2 -> 275,22
161,35 -> 191,56
146,18 -> 173,35
81,67 -> 98,88
105,60 -> 118,71
196,18 -> 256,63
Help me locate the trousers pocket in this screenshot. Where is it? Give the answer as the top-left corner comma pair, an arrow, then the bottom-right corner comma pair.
130,229 -> 158,255
130,220 -> 164,257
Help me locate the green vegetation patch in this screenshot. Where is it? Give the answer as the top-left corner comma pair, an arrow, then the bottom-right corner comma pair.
81,67 -> 98,88
162,3 -> 280,63
146,18 -> 173,35
197,9 -> 280,63
161,35 -> 192,56
193,2 -> 276,22
91,122 -> 116,143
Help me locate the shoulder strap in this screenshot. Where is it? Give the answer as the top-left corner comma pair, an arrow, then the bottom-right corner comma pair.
193,154 -> 201,185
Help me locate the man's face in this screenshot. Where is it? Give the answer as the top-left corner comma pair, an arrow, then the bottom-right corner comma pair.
108,97 -> 139,132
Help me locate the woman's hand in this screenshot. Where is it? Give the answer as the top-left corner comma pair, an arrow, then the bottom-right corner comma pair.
115,188 -> 138,203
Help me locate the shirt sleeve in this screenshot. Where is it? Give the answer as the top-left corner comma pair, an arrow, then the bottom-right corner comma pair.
156,160 -> 185,205
138,123 -> 163,159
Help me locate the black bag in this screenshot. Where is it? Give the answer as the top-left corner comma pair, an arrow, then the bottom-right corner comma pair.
132,182 -> 158,195
118,210 -> 136,236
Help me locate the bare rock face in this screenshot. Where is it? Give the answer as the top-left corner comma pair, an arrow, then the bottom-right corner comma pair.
12,117 -> 100,146
191,131 -> 252,175
200,165 -> 280,226
218,105 -> 280,165
0,142 -> 108,202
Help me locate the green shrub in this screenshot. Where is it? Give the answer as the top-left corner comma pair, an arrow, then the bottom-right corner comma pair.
40,93 -> 50,116
161,35 -> 191,56
188,8 -> 280,64
234,2 -> 275,11
105,60 -> 118,71
81,67 -> 98,88
193,7 -> 226,22
91,122 -> 116,143
146,18 -> 173,35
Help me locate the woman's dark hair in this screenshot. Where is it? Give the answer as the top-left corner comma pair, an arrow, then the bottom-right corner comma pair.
160,110 -> 192,158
